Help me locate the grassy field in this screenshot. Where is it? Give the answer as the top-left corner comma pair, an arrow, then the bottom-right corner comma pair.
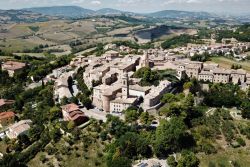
0,39 -> 37,52
199,148 -> 250,167
13,53 -> 45,58
209,57 -> 250,73
0,141 -> 7,154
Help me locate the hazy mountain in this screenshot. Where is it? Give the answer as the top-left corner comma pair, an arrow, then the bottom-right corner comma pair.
96,8 -> 126,15
25,6 -> 95,18
0,9 -> 51,23
148,10 -> 213,19
23,6 -> 216,19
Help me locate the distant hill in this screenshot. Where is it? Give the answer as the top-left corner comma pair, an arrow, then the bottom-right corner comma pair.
25,6 -> 136,18
24,6 -> 95,18
23,6 -> 216,19
148,10 -> 213,19
96,8 -> 126,15
0,9 -> 52,23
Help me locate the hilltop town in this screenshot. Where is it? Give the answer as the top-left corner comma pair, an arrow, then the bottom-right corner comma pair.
0,4 -> 250,167
1,33 -> 250,166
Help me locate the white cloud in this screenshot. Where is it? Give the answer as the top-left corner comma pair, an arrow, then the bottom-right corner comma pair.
91,0 -> 101,5
72,0 -> 86,4
163,0 -> 201,5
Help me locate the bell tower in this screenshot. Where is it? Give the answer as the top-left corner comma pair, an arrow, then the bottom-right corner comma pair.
143,51 -> 149,67
122,72 -> 129,99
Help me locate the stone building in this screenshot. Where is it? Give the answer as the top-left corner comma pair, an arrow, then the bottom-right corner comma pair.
198,71 -> 214,82
6,120 -> 32,139
1,61 -> 26,77
213,69 -> 231,83
61,103 -> 88,125
231,69 -> 246,84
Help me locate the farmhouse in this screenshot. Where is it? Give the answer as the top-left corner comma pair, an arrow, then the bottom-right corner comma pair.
1,61 -> 26,77
61,103 -> 88,125
6,120 -> 32,139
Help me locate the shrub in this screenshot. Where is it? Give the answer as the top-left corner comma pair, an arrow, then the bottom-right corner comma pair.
39,154 -> 47,163
236,137 -> 246,147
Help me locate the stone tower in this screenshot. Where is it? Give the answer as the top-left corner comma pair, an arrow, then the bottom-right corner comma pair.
122,72 -> 129,99
143,51 -> 149,67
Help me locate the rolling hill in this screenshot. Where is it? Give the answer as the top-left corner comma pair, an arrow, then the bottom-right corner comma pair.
148,10 -> 213,19
24,6 -> 95,18
0,9 -> 52,23
96,8 -> 126,15
23,6 -> 214,19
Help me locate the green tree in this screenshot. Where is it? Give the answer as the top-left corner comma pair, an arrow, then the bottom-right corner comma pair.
140,111 -> 154,125
183,82 -> 193,90
161,93 -> 177,104
106,132 -> 152,167
177,151 -> 199,167
167,155 -> 177,167
67,121 -> 76,130
133,67 -> 160,86
124,108 -> 139,124
241,100 -> 250,119
49,127 -> 61,142
79,94 -> 92,109
154,117 -> 188,157
49,106 -> 62,121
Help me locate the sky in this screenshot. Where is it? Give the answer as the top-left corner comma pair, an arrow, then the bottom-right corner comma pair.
0,0 -> 249,14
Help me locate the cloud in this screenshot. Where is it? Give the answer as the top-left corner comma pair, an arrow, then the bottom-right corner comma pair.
91,0 -> 101,5
163,0 -> 201,5
72,0 -> 86,4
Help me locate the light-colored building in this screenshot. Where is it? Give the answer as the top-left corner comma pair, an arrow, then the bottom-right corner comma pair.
185,65 -> 201,79
143,80 -> 172,111
0,111 -> 15,127
128,85 -> 151,98
198,71 -> 214,82
110,98 -> 137,113
231,69 -> 246,84
222,38 -> 238,45
213,69 -> 231,84
6,120 -> 32,139
104,50 -> 119,60
54,74 -> 73,103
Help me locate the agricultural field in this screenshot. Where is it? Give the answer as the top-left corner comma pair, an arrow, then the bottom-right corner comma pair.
24,36 -> 56,46
209,57 -> 250,73
0,39 -> 37,52
13,52 -> 46,58
199,148 -> 250,167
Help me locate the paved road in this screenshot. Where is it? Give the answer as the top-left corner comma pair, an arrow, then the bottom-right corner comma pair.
80,108 -> 125,122
81,109 -> 108,122
206,108 -> 216,116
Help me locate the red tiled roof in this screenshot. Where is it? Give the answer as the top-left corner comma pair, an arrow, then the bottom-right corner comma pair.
61,103 -> 79,113
68,110 -> 85,121
2,61 -> 26,71
0,99 -> 15,107
0,111 -> 15,120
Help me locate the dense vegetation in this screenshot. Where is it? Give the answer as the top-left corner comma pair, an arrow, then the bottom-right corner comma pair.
161,34 -> 203,49
74,67 -> 92,109
191,52 -> 212,62
216,24 -> 250,42
133,67 -> 161,86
